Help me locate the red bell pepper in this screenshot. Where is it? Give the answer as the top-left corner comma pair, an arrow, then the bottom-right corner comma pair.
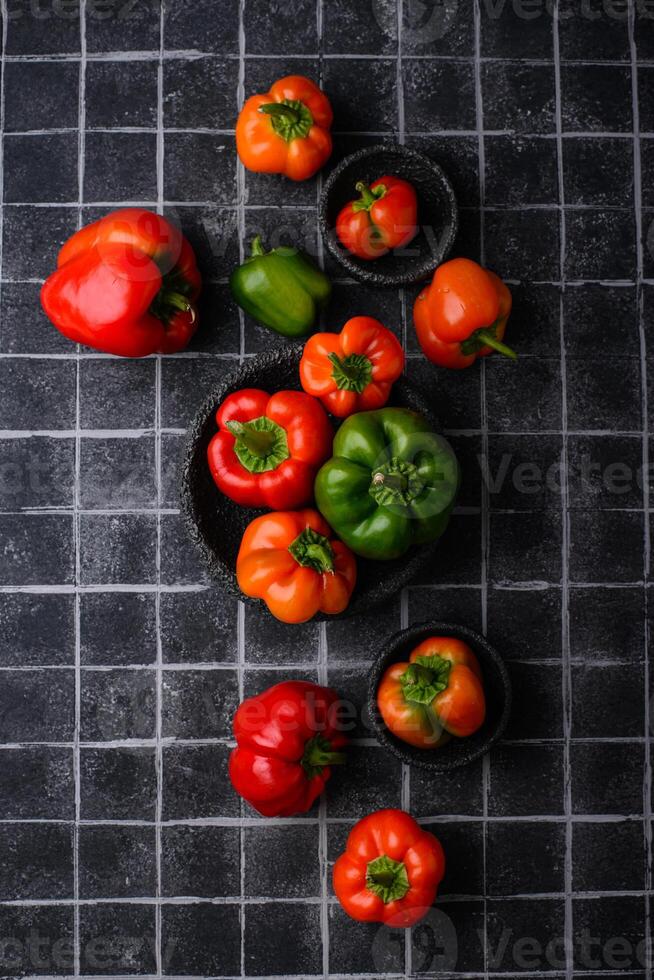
299,316 -> 405,418
333,809 -> 446,927
229,680 -> 347,816
413,257 -> 514,369
377,636 -> 486,749
207,388 -> 333,509
336,176 -> 418,260
40,208 -> 201,357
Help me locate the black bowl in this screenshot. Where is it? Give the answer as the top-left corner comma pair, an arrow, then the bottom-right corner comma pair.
319,143 -> 458,288
367,622 -> 511,770
180,345 -> 456,620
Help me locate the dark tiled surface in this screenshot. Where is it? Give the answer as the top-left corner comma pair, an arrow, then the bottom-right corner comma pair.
0,1 -> 649,978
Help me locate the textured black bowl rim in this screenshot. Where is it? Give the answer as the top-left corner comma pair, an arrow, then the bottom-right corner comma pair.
367,621 -> 512,771
319,142 -> 459,288
179,345 -> 453,620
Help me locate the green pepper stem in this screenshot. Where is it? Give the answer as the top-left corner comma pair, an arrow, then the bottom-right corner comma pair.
163,291 -> 195,321
328,352 -> 373,394
352,181 -> 387,214
288,526 -> 335,574
301,735 -> 346,778
258,102 -> 299,122
250,236 -> 266,258
365,855 -> 411,904
473,329 -> 517,361
372,471 -> 406,493
225,419 -> 277,457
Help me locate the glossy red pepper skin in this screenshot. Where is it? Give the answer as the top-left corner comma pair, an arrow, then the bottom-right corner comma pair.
229,680 -> 347,817
333,809 -> 446,927
40,209 -> 201,357
207,388 -> 333,509
413,257 -> 514,369
336,175 -> 418,260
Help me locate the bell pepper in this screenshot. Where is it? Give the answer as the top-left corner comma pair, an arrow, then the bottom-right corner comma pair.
207,388 -> 333,509
333,809 -> 446,927
314,407 -> 459,561
377,636 -> 486,749
413,257 -> 514,369
336,176 -> 419,260
230,236 -> 331,337
236,509 -> 357,623
40,208 -> 201,357
299,316 -> 405,418
229,680 -> 347,817
236,74 -> 333,181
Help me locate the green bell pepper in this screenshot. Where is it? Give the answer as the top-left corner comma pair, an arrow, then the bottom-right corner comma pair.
230,236 -> 331,337
314,407 -> 459,561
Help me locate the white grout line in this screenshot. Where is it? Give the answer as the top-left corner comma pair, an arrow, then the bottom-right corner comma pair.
72,3 -> 87,974
552,7 -> 574,980
153,3 -> 166,976
628,6 -> 653,978
473,7 -> 492,980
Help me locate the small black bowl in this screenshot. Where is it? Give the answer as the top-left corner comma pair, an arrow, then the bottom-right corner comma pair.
367,622 -> 511,771
319,143 -> 458,288
180,345 -> 455,620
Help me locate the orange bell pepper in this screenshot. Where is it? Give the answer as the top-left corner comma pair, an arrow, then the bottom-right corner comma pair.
236,75 -> 333,182
376,636 -> 486,749
236,509 -> 356,624
299,316 -> 405,418
333,809 -> 446,927
413,257 -> 515,369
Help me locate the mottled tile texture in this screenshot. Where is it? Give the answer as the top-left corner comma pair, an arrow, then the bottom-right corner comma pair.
0,0 -> 649,977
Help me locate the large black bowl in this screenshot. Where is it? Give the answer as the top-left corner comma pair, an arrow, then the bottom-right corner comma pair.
180,345 -> 455,619
367,622 -> 512,770
319,143 -> 458,288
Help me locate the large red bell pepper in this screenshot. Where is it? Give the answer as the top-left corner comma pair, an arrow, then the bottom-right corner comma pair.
413,257 -> 514,369
333,809 -> 446,927
207,388 -> 333,509
229,680 -> 347,816
40,208 -> 201,357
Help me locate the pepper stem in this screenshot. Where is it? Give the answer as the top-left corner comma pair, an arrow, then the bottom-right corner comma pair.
225,416 -> 290,474
288,526 -> 335,574
258,98 -> 314,142
352,181 -> 387,213
369,458 -> 424,507
301,735 -> 346,779
365,855 -> 411,904
226,419 -> 276,457
400,654 -> 452,705
250,236 -> 266,258
258,101 -> 300,123
328,352 -> 373,393
474,329 -> 517,361
159,291 -> 195,323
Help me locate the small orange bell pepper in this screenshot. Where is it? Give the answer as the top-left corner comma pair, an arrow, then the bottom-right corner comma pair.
236,75 -> 333,182
413,257 -> 515,369
299,316 -> 405,418
236,509 -> 356,624
333,809 -> 446,927
376,636 -> 486,749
